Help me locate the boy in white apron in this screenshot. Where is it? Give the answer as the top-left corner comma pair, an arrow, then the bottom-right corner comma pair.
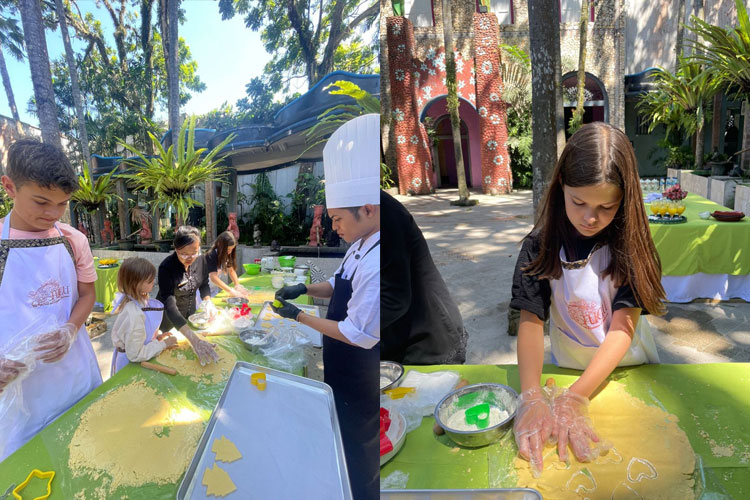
0,139 -> 102,460
510,123 -> 666,476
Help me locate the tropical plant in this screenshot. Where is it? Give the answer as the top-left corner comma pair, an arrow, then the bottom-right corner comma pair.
687,0 -> 750,171
0,183 -> 13,218
118,116 -> 236,226
245,173 -> 291,244
304,80 -> 380,153
0,0 -> 24,126
71,162 -> 121,246
381,162 -> 395,190
501,44 -> 533,189
636,59 -> 720,168
568,0 -> 590,136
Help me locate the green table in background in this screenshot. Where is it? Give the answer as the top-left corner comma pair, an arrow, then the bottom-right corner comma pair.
212,272 -> 313,309
380,364 -> 750,499
93,259 -> 120,312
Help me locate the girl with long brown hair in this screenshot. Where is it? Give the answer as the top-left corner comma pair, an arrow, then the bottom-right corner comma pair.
510,122 -> 665,476
205,231 -> 248,298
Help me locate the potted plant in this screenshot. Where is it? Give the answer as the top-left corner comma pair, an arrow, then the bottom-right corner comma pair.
71,163 -> 121,247
118,116 -> 236,228
707,150 -> 731,176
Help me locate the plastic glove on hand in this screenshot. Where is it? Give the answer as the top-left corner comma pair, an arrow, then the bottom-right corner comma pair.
202,298 -> 218,320
551,387 -> 603,463
229,287 -> 245,298
513,386 -> 555,477
189,334 -> 219,366
275,284 -> 307,301
271,298 -> 302,321
0,358 -> 26,393
34,323 -> 77,363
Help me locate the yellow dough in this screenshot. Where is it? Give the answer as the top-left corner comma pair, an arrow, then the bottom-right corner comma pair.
202,463 -> 237,497
68,380 -> 204,497
212,435 -> 242,463
154,338 -> 237,384
261,322 -> 272,328
515,382 -> 696,500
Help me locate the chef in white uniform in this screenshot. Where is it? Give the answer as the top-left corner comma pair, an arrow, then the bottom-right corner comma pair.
273,113 -> 380,500
0,139 -> 101,460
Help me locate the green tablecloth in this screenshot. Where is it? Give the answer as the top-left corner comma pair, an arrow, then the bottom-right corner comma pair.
646,193 -> 750,276
0,336 -> 276,499
212,272 -> 313,308
381,364 -> 750,499
93,261 -> 119,312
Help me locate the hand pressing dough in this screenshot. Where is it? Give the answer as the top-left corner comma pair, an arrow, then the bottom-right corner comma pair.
154,339 -> 237,384
202,463 -> 237,497
515,382 -> 695,500
212,435 -> 242,463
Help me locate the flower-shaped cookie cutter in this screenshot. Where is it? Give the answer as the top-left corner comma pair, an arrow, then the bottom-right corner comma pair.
12,469 -> 55,500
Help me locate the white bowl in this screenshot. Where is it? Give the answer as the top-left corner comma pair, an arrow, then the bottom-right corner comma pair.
380,408 -> 406,466
271,276 -> 285,289
699,211 -> 711,220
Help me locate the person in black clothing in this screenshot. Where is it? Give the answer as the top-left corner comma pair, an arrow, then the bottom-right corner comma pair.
156,226 -> 219,365
205,231 -> 247,297
381,190 -> 467,364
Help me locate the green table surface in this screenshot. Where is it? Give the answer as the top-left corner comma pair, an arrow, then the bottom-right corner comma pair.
93,260 -> 119,313
212,272 -> 313,308
0,272 -> 314,499
646,193 -> 750,276
381,364 -> 750,499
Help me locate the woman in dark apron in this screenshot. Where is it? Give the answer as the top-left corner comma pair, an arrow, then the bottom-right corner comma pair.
155,226 -> 219,366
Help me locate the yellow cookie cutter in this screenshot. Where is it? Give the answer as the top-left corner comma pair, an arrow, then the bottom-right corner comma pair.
12,469 -> 55,500
250,372 -> 267,391
384,386 -> 415,399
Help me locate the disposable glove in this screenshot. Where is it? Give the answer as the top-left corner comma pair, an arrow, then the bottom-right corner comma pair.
513,386 -> 555,477
34,322 -> 77,363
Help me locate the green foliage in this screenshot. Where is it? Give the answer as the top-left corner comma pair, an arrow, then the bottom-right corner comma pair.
118,116 -> 236,224
501,44 -> 533,188
245,173 -> 288,244
304,81 -> 380,154
70,162 -> 122,213
381,162 -> 395,190
0,184 -> 13,219
687,0 -> 750,102
0,0 -> 24,60
195,102 -> 257,131
218,0 -> 378,120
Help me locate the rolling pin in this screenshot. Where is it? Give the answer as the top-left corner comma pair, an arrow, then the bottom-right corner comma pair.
433,378 -> 471,435
141,361 -> 177,376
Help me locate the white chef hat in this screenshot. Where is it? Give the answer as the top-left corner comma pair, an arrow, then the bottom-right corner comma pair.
323,113 -> 380,208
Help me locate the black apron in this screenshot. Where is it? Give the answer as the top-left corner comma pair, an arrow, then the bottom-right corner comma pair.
323,241 -> 380,500
160,264 -> 200,331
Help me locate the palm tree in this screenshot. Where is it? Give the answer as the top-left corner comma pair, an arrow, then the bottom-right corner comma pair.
18,0 -> 61,149
54,0 -> 91,169
119,116 -> 236,226
688,0 -> 750,172
528,0 -> 564,216
0,4 -> 24,127
637,60 -> 720,169
568,0 -> 589,135
442,0 -> 472,206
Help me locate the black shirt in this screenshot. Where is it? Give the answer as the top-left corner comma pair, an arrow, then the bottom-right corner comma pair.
510,232 -> 645,322
205,248 -> 220,274
156,252 -> 211,330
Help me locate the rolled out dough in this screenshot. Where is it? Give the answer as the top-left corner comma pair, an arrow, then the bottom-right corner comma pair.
515,382 -> 696,500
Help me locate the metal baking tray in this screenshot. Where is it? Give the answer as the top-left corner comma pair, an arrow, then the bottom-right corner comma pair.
380,489 -> 542,500
177,362 -> 351,500
254,300 -> 323,347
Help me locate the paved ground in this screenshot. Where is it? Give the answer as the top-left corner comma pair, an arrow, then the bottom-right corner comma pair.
394,188 -> 750,364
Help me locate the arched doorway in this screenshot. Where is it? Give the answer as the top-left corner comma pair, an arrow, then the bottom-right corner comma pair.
433,115 -> 472,188
562,72 -> 608,139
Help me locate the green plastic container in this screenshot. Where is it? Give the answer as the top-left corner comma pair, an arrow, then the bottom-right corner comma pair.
278,256 -> 296,267
243,263 -> 261,275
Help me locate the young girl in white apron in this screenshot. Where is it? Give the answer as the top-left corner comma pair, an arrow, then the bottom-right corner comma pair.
110,258 -> 176,376
510,123 -> 666,476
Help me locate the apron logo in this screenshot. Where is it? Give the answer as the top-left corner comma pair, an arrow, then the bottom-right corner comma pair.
29,278 -> 70,307
568,300 -> 608,330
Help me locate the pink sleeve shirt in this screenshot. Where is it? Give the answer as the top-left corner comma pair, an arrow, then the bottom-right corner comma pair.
2,219 -> 96,283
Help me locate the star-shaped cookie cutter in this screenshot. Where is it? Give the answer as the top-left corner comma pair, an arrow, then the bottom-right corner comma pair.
12,469 -> 55,500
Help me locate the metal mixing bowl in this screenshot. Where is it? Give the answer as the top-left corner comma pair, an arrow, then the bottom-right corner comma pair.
434,383 -> 518,448
238,328 -> 277,352
380,361 -> 405,392
226,297 -> 249,307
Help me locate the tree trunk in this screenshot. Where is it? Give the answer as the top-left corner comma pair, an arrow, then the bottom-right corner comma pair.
711,92 -> 722,153
166,0 -> 180,149
116,178 -> 130,240
141,0 -> 155,154
55,0 -> 91,171
442,0 -> 470,203
570,0 -> 588,135
694,110 -> 704,169
205,180 -> 216,244
90,209 -> 102,246
18,0 -> 62,149
742,100 -> 750,174
0,48 -> 22,132
528,0 -> 564,218
674,0 -> 686,70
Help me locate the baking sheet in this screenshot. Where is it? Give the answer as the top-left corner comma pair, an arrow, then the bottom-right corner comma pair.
177,362 -> 351,500
254,301 -> 323,347
380,489 -> 542,500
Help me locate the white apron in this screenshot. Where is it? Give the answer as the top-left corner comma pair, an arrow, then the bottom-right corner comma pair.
549,244 -> 660,370
110,295 -> 164,376
0,212 -> 102,460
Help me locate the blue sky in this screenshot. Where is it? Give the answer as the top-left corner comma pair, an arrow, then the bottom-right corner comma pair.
2,0 -> 295,127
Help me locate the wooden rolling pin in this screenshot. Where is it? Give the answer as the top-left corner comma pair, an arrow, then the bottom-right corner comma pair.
433,378 -> 471,435
141,361 -> 177,376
